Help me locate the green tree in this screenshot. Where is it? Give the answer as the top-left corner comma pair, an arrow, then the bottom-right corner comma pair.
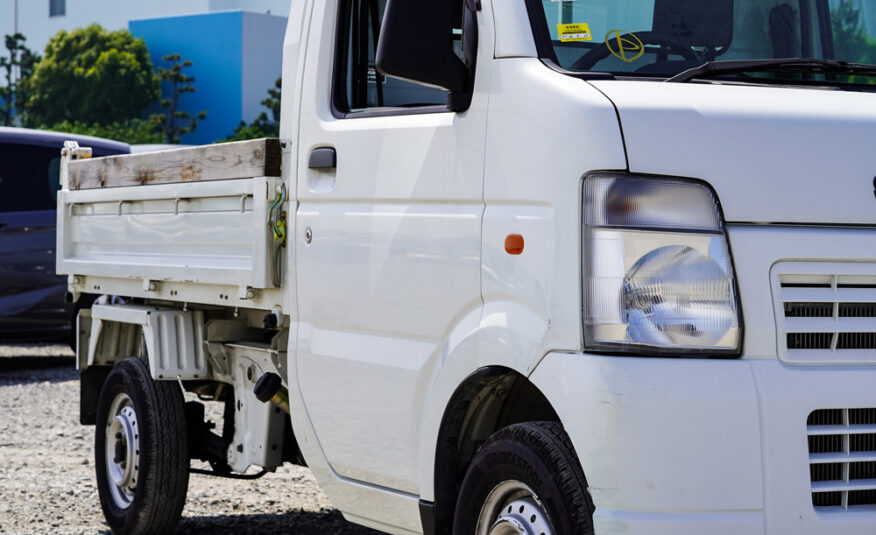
44,118 -> 164,145
0,33 -> 39,126
262,77 -> 282,125
832,0 -> 876,65
220,78 -> 281,142
149,54 -> 208,144
24,25 -> 158,126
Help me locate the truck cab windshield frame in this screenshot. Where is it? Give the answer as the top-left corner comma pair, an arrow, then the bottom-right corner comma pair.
525,0 -> 876,88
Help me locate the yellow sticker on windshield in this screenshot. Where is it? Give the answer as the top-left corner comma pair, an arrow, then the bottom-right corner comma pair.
605,30 -> 645,63
557,23 -> 593,42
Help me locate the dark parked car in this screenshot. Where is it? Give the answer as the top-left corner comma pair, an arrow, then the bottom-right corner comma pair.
0,127 -> 129,344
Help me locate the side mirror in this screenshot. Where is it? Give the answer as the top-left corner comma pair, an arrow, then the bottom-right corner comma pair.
376,0 -> 474,108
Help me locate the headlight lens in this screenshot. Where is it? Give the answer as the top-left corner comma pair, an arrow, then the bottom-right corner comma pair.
583,175 -> 741,356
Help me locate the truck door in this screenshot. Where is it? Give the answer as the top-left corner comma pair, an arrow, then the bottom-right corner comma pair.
295,0 -> 488,494
0,143 -> 69,340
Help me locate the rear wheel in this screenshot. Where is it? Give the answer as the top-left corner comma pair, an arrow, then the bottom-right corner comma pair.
453,421 -> 594,535
95,358 -> 189,534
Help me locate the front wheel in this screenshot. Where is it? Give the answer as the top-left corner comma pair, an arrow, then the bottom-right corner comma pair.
95,358 -> 189,534
453,422 -> 595,535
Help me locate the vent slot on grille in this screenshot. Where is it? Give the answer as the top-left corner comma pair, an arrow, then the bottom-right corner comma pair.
808,408 -> 876,510
784,302 -> 833,318
777,273 -> 876,364
784,302 -> 876,318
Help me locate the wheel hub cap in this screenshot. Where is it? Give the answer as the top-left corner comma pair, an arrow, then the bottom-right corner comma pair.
489,497 -> 553,535
105,394 -> 140,509
477,480 -> 556,535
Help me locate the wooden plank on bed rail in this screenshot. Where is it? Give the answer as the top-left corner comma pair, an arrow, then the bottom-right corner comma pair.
67,138 -> 282,190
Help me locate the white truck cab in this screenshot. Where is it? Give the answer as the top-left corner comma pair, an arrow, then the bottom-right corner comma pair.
58,0 -> 876,534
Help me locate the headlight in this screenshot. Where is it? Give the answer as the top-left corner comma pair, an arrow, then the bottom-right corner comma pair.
583,175 -> 742,356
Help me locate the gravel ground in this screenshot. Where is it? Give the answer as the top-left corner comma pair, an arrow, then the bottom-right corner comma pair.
0,345 -> 380,535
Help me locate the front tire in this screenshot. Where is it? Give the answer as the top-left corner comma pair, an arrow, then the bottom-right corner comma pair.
453,421 -> 594,535
95,358 -> 189,534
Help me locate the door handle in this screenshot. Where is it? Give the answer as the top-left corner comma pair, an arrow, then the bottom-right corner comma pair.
309,147 -> 337,170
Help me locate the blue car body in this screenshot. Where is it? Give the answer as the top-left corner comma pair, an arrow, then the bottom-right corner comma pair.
0,128 -> 129,343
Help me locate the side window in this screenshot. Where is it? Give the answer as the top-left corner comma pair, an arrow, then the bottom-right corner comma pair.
0,143 -> 61,213
335,0 -> 464,113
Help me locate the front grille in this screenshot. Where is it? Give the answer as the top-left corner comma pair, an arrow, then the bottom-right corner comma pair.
808,408 -> 876,510
775,269 -> 876,364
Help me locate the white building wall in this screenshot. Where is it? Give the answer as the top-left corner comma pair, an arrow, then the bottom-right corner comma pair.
0,0 -> 292,53
208,0 -> 291,15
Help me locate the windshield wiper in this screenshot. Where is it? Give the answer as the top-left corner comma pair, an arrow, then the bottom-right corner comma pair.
667,58 -> 876,83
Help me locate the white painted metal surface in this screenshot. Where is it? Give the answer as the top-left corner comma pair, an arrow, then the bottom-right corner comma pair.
728,225 -> 876,359
89,304 -> 207,380
59,0 -> 876,533
531,352 -> 765,535
57,177 -> 282,290
491,1 -> 537,58
290,1 -> 491,529
220,343 -> 287,473
772,262 -> 876,365
532,348 -> 876,535
589,80 -> 876,225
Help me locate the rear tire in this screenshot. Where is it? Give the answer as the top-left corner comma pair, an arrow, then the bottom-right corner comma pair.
453,421 -> 594,535
95,358 -> 189,534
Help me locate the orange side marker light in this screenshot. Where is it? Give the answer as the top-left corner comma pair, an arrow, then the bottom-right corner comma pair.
505,234 -> 524,255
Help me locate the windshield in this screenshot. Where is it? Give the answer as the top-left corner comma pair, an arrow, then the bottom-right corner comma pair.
531,0 -> 876,85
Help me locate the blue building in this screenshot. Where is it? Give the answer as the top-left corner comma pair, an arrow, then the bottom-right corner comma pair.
130,10 -> 287,145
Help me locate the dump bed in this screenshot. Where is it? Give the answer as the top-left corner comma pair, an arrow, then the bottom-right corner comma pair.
56,139 -> 287,309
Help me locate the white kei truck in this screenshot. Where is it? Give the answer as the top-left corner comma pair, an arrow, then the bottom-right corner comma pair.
57,0 -> 876,534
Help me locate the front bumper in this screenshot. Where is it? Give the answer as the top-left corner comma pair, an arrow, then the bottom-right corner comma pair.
530,352 -> 876,535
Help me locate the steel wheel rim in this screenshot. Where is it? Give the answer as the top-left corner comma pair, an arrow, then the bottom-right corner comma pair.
104,392 -> 140,509
476,480 -> 555,535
